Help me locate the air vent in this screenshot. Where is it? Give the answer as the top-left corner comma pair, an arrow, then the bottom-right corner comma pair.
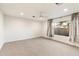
55,3 -> 63,6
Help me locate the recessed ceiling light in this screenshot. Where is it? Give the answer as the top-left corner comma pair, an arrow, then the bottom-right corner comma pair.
20,12 -> 24,16
64,8 -> 68,12
39,16 -> 43,19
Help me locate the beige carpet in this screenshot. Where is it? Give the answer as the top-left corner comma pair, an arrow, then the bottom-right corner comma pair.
0,37 -> 79,56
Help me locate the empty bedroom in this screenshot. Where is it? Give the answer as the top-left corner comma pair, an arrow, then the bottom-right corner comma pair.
0,3 -> 79,56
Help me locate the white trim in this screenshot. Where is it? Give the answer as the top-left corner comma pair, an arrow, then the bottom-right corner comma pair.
6,36 -> 41,43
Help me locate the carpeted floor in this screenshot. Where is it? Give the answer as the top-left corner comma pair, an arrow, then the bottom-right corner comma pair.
0,37 -> 79,56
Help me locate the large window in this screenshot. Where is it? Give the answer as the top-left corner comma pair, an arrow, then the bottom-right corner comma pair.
54,21 -> 69,36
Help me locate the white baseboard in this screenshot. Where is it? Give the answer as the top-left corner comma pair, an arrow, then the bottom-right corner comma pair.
0,36 -> 42,50
6,36 -> 42,43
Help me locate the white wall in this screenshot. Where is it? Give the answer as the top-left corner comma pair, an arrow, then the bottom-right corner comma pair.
42,21 -> 47,36
0,11 -> 4,49
4,15 -> 43,42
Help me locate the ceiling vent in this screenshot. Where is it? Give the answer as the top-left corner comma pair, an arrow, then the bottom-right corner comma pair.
55,3 -> 63,6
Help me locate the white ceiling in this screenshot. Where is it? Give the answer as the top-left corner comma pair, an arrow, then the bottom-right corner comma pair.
0,3 -> 79,21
